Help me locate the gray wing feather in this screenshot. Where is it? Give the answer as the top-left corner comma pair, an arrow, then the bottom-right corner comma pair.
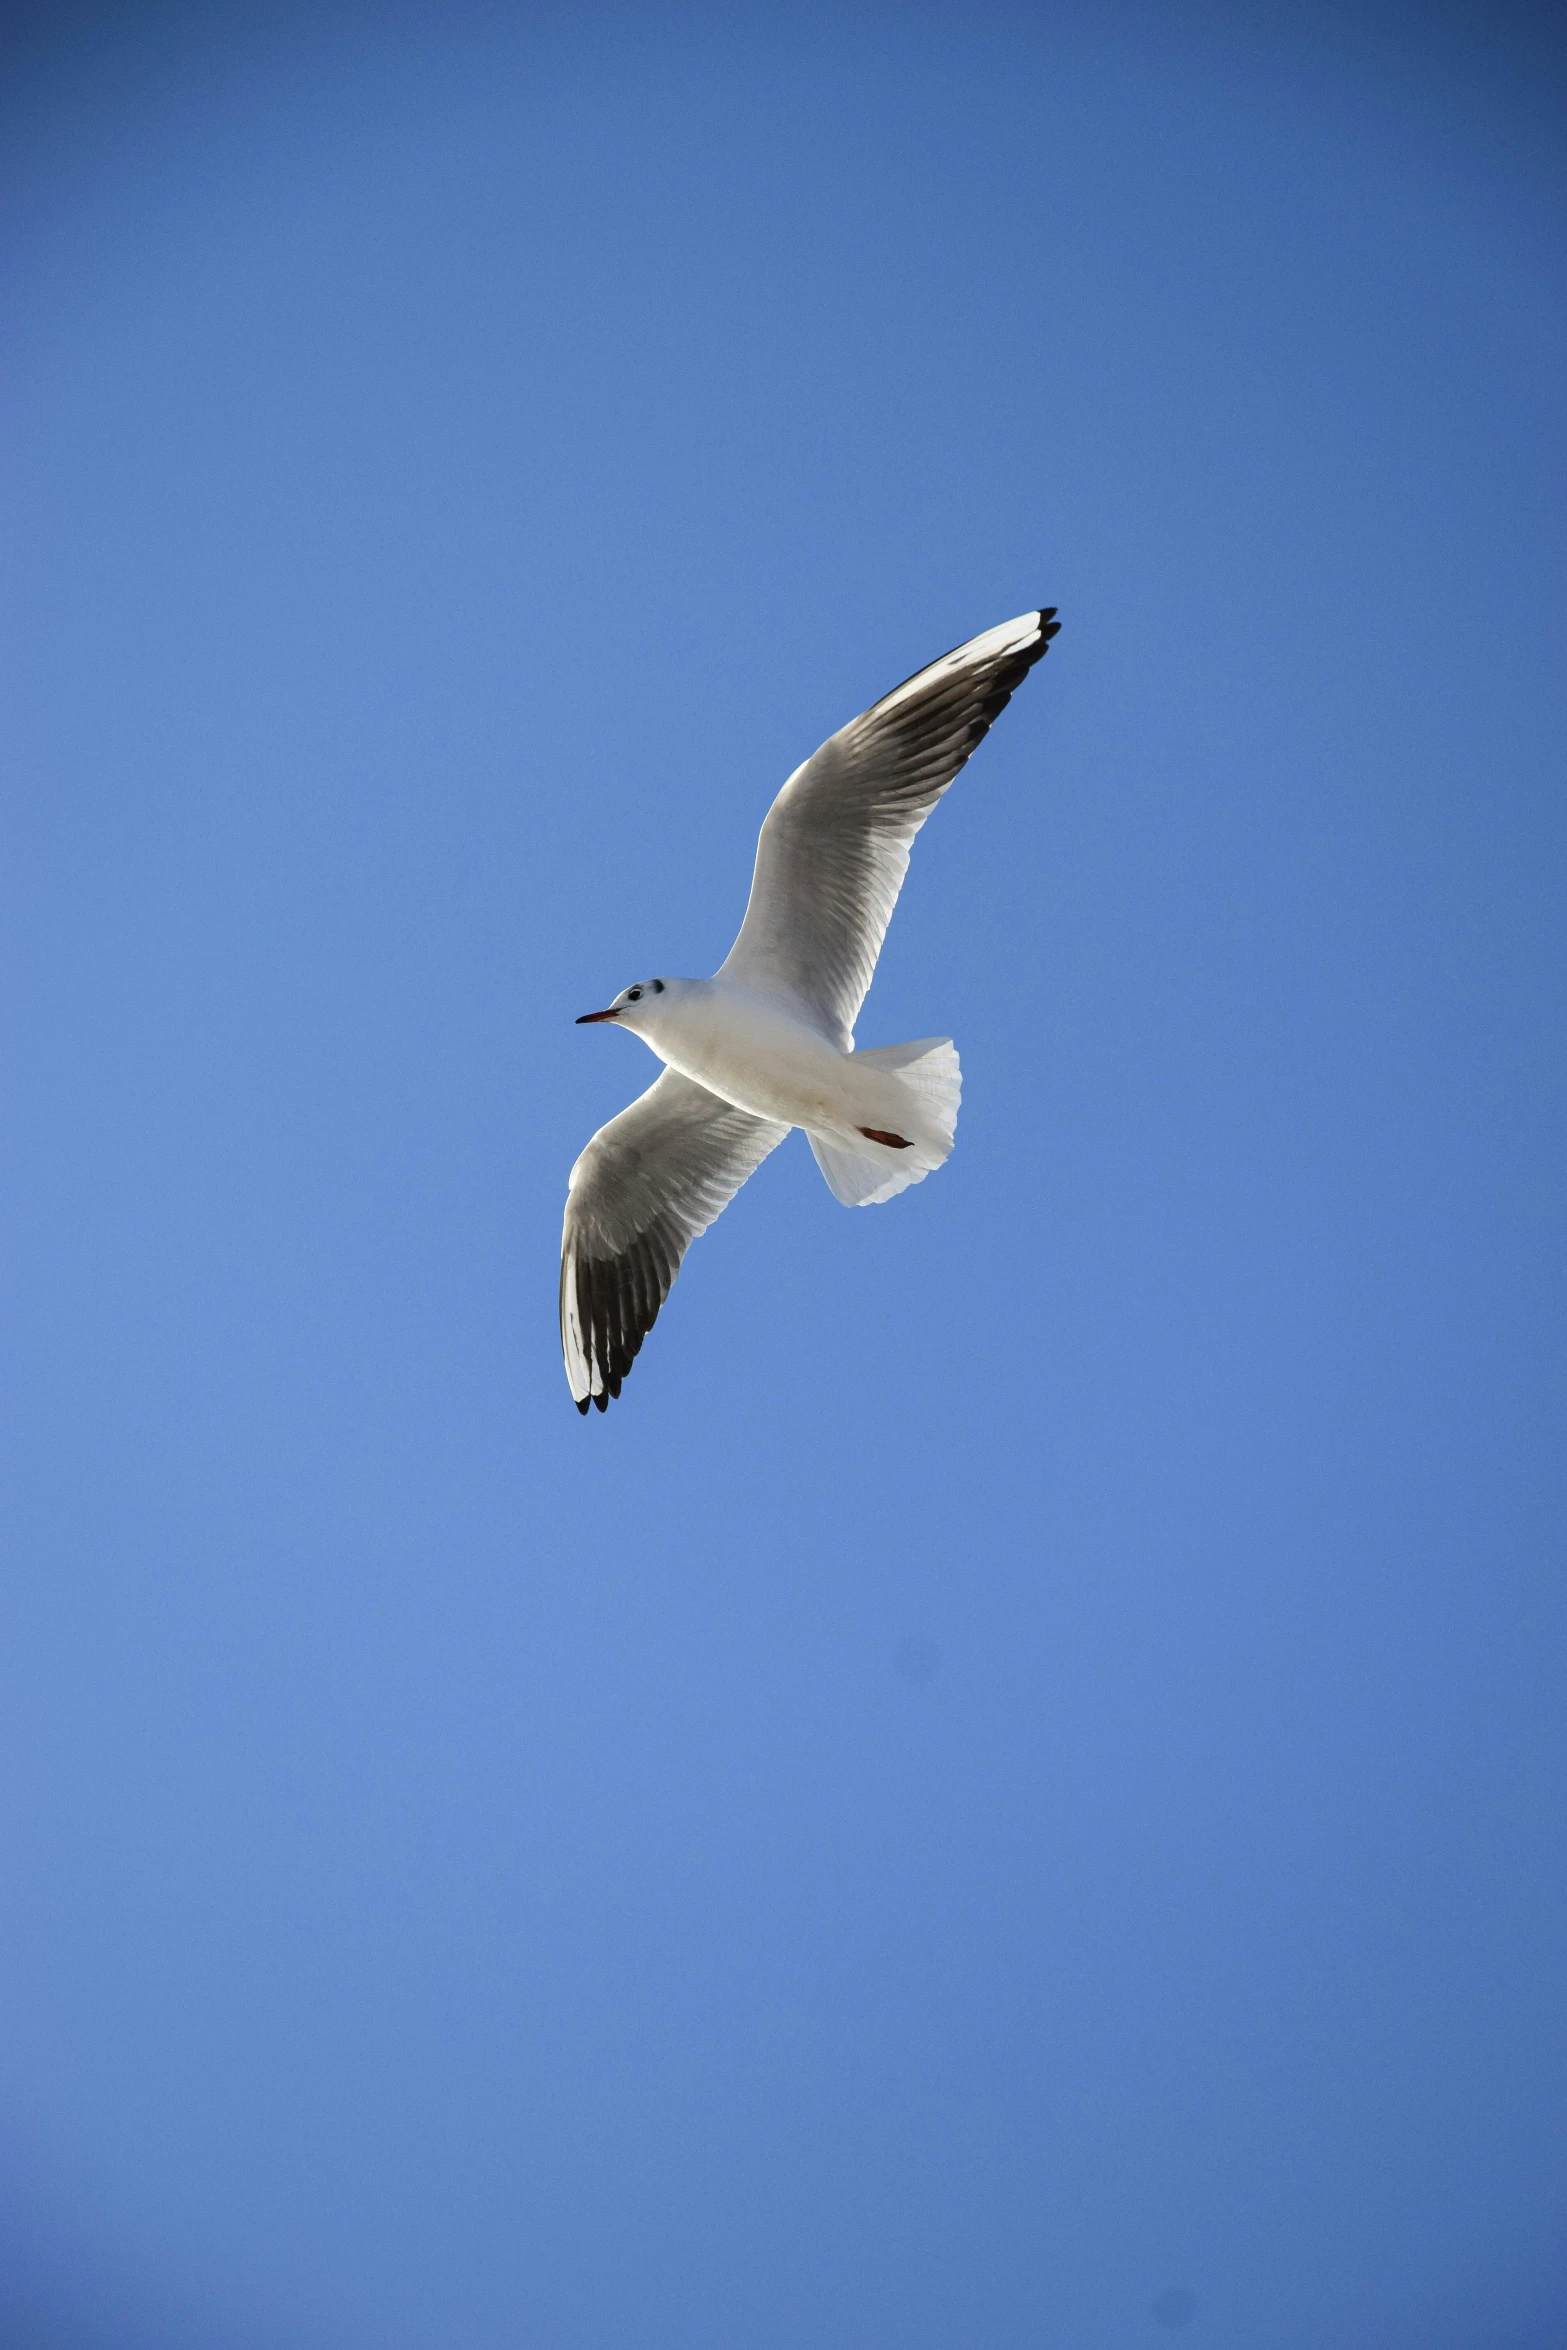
718,608 -> 1060,1047
561,1069 -> 787,1412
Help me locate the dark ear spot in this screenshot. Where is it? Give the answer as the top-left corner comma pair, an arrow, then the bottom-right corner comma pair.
652,979 -> 665,993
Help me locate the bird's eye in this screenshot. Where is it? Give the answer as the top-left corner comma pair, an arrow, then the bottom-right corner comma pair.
627,987 -> 643,1002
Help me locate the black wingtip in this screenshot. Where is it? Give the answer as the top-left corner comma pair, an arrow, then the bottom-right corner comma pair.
1037,606 -> 1061,644
576,1396 -> 590,1416
593,1389 -> 609,1413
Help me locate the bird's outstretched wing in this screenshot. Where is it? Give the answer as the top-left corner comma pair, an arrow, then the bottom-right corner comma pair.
561,1069 -> 788,1412
718,608 -> 1060,1049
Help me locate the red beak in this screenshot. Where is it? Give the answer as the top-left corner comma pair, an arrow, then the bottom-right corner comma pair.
575,1008 -> 620,1024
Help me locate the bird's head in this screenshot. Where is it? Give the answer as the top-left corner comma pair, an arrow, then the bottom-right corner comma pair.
575,976 -> 688,1036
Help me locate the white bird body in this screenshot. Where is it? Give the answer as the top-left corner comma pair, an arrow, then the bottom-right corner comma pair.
561,607 -> 1061,1411
599,978 -> 944,1158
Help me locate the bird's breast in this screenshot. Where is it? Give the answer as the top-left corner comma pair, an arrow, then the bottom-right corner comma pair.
654,990 -> 848,1128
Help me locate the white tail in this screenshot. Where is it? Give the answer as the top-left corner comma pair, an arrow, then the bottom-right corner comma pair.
808,1038 -> 962,1206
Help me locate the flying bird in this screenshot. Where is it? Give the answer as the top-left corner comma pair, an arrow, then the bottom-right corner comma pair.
561,606 -> 1061,1411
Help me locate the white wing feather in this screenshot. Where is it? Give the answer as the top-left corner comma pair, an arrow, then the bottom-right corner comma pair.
561,1069 -> 787,1411
718,608 -> 1060,1047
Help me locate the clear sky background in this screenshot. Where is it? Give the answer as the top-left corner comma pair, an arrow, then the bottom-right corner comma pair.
4,4 -> 1565,2345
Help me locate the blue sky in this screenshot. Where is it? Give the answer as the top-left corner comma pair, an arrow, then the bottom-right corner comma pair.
4,5 -> 1565,2345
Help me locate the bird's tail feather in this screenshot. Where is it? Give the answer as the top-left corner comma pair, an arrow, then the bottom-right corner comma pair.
808,1038 -> 961,1206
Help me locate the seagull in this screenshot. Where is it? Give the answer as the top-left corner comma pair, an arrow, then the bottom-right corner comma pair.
561,606 -> 1062,1412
